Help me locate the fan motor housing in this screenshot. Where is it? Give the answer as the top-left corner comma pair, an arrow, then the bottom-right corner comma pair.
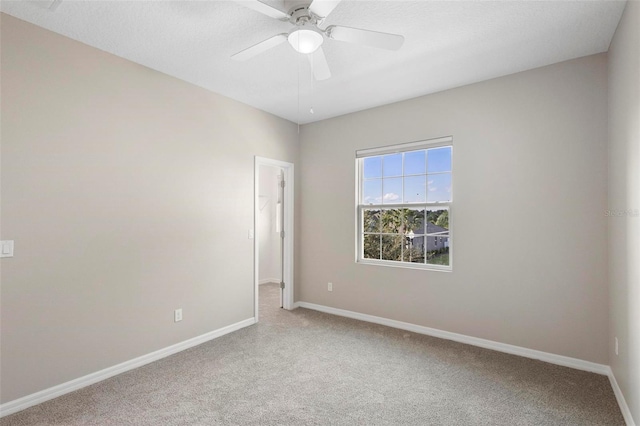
288,5 -> 320,26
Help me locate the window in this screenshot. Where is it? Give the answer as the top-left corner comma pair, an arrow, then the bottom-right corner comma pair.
356,137 -> 452,270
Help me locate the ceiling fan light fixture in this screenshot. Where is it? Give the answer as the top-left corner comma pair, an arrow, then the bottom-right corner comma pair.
288,28 -> 324,54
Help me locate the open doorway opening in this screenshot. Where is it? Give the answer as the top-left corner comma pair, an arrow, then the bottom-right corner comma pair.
254,157 -> 294,321
258,165 -> 284,306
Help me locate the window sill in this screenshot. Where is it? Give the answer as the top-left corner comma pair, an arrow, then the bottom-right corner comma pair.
356,258 -> 452,272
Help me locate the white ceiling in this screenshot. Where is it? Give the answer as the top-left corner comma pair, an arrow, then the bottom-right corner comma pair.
1,0 -> 626,124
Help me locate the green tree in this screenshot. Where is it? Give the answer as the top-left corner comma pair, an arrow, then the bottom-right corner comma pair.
381,209 -> 404,234
363,209 -> 380,232
403,209 -> 423,233
381,209 -> 425,261
435,210 -> 449,229
426,210 -> 440,225
363,234 -> 381,259
363,210 -> 382,259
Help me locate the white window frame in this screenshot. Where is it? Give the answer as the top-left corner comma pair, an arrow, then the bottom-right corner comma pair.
355,136 -> 453,272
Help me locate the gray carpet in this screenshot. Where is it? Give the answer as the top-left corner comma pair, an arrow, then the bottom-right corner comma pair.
1,283 -> 625,425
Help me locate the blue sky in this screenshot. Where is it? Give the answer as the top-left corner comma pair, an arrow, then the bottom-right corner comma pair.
363,147 -> 452,204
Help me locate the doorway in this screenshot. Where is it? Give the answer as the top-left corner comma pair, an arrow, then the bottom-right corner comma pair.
254,157 -> 294,321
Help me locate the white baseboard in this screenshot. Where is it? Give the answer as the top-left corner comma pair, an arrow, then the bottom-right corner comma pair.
296,301 -> 608,374
606,366 -> 637,426
259,278 -> 280,285
296,301 -> 639,424
0,317 -> 256,418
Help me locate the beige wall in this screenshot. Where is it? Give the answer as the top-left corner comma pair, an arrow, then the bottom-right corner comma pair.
299,54 -> 609,364
608,0 -> 640,422
0,14 -> 298,403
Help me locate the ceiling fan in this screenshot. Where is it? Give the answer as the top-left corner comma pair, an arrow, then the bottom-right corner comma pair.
231,0 -> 404,80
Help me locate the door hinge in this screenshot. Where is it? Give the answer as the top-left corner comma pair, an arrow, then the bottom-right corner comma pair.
280,180 -> 286,188
280,281 -> 285,289
280,230 -> 285,239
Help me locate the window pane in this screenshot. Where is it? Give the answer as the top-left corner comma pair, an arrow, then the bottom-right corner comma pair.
403,176 -> 426,203
382,178 -> 402,204
426,209 -> 449,233
426,236 -> 450,266
402,235 -> 425,263
363,156 -> 382,179
427,173 -> 452,202
363,234 -> 381,259
383,153 -> 402,177
427,147 -> 452,173
363,179 -> 382,205
359,144 -> 452,269
363,209 -> 381,233
381,235 -> 403,261
403,208 -> 425,234
381,209 -> 404,234
404,150 -> 426,175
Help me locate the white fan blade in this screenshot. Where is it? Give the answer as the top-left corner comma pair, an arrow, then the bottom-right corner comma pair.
235,0 -> 289,21
49,0 -> 62,11
231,34 -> 288,61
327,25 -> 404,50
309,0 -> 343,19
308,47 -> 331,81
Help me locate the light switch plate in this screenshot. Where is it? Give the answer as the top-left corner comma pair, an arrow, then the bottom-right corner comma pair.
1,240 -> 14,258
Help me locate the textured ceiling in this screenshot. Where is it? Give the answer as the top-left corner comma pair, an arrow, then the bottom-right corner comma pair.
1,0 -> 626,124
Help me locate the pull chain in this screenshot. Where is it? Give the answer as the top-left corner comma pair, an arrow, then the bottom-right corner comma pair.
309,54 -> 314,115
297,38 -> 301,132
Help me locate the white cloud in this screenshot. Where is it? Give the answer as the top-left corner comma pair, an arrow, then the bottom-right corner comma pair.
383,193 -> 400,201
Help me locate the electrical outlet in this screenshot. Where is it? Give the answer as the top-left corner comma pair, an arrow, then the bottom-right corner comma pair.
0,240 -> 14,258
328,282 -> 333,292
615,337 -> 619,356
174,308 -> 183,322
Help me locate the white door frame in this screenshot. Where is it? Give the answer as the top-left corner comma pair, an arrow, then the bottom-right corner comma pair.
254,157 -> 295,320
